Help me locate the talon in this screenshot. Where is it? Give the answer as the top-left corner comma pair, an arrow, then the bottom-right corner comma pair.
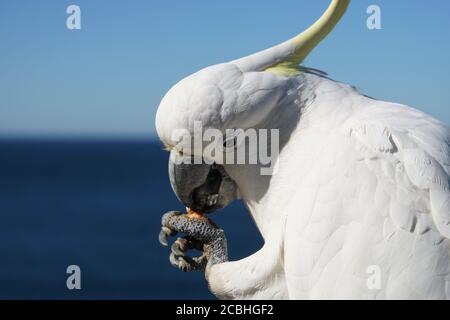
158,229 -> 168,246
193,253 -> 208,270
169,252 -> 179,268
178,256 -> 193,272
180,255 -> 202,272
171,238 -> 187,256
169,252 -> 193,272
159,226 -> 175,246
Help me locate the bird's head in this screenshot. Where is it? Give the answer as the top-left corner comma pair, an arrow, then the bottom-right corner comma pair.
155,0 -> 349,213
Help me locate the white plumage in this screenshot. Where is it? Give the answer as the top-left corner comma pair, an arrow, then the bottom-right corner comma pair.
202,73 -> 450,299
156,0 -> 450,299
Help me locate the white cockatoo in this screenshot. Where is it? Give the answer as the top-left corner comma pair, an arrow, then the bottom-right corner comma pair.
156,0 -> 450,299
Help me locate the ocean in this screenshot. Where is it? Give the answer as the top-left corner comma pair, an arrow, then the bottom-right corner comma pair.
0,140 -> 263,299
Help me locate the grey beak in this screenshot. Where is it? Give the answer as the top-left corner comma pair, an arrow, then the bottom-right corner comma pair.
168,151 -> 237,213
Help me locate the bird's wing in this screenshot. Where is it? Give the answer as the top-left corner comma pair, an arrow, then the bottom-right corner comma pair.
352,102 -> 450,234
283,99 -> 450,299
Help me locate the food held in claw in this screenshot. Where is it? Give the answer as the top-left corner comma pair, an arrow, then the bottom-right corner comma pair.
186,208 -> 205,219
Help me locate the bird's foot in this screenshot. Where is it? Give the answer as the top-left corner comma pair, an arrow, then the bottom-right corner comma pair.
159,211 -> 228,272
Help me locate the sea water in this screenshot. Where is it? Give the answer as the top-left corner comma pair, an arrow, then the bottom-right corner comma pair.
0,140 -> 262,299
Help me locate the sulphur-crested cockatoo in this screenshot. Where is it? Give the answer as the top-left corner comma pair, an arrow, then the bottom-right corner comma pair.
156,0 -> 450,299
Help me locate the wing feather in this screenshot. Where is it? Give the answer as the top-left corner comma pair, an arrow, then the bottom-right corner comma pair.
284,98 -> 450,299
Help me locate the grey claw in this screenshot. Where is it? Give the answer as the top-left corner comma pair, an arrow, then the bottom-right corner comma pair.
158,230 -> 168,246
169,243 -> 205,272
169,252 -> 179,268
171,238 -> 187,256
158,226 -> 175,246
178,256 -> 192,272
169,252 -> 190,271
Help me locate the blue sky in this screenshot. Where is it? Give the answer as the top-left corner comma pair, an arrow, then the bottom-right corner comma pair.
1,0 -> 449,139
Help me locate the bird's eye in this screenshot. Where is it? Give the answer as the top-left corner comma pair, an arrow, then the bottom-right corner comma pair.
223,132 -> 243,152
223,136 -> 238,149
171,147 -> 184,157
